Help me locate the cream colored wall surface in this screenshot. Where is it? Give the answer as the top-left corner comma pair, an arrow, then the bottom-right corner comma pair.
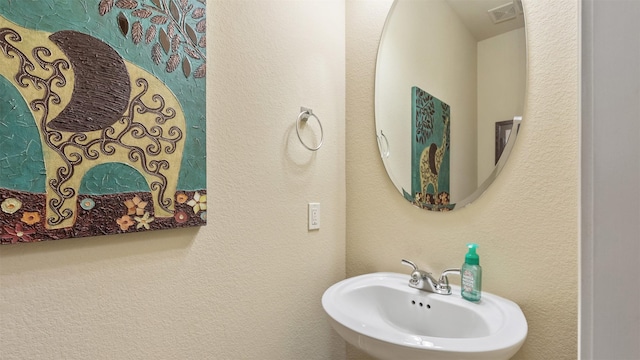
347,0 -> 578,359
0,1 -> 346,359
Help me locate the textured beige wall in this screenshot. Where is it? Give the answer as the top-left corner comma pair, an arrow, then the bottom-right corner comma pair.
346,0 -> 578,359
0,1 -> 346,359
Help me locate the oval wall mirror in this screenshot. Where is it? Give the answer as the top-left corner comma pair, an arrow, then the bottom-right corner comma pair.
375,0 -> 526,211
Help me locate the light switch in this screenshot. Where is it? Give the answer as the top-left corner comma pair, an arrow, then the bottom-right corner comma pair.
308,203 -> 320,230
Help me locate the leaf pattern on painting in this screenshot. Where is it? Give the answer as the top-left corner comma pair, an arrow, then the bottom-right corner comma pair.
191,7 -> 205,19
145,25 -> 157,44
151,15 -> 168,24
132,8 -> 152,18
193,63 -> 205,78
117,12 -> 129,37
185,24 -> 197,44
169,1 -> 180,21
152,43 -> 163,65
171,35 -> 180,52
98,0 -> 206,79
99,0 -> 115,15
132,21 -> 143,44
159,27 -> 170,54
166,53 -> 180,73
116,0 -> 138,9
182,57 -> 191,78
184,46 -> 200,59
415,89 -> 435,144
195,19 -> 205,33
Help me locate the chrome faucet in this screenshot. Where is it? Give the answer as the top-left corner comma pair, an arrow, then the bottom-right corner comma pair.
401,259 -> 460,295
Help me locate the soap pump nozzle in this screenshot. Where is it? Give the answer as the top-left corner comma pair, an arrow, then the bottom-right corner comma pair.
465,243 -> 480,265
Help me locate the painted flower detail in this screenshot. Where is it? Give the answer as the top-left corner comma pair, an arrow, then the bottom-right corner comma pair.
21,211 -> 41,225
176,192 -> 189,204
174,210 -> 189,224
1,198 -> 22,214
124,195 -> 148,216
135,211 -> 155,230
80,198 -> 96,210
117,215 -> 135,231
438,192 -> 450,205
1,223 -> 36,244
199,211 -> 207,221
187,192 -> 207,214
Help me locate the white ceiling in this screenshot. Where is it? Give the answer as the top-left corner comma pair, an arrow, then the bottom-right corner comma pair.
446,0 -> 525,41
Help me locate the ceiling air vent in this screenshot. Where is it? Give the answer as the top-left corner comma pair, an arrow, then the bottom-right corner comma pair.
488,2 -> 518,24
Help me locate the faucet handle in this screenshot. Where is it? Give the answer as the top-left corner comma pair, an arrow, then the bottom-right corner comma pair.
439,268 -> 461,281
401,259 -> 423,287
438,268 -> 461,294
401,259 -> 419,271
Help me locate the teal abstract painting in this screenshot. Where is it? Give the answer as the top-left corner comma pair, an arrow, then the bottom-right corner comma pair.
0,0 -> 206,244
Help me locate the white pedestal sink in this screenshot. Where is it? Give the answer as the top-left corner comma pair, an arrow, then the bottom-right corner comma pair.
322,272 -> 527,360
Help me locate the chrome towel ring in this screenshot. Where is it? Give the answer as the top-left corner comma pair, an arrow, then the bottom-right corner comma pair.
296,107 -> 324,151
376,130 -> 390,159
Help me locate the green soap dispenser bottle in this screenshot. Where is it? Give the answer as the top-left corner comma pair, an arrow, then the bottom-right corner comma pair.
461,243 -> 482,302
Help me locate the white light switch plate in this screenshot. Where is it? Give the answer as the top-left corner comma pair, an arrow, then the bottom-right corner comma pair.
308,203 -> 320,230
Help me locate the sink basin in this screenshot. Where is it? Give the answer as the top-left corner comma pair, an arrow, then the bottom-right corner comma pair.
322,272 -> 527,360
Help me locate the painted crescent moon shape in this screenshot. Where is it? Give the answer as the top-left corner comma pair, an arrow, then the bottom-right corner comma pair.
48,30 -> 130,132
428,143 -> 438,175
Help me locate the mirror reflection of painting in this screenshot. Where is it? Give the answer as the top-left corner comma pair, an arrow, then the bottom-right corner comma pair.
405,87 -> 453,211
0,0 -> 207,244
